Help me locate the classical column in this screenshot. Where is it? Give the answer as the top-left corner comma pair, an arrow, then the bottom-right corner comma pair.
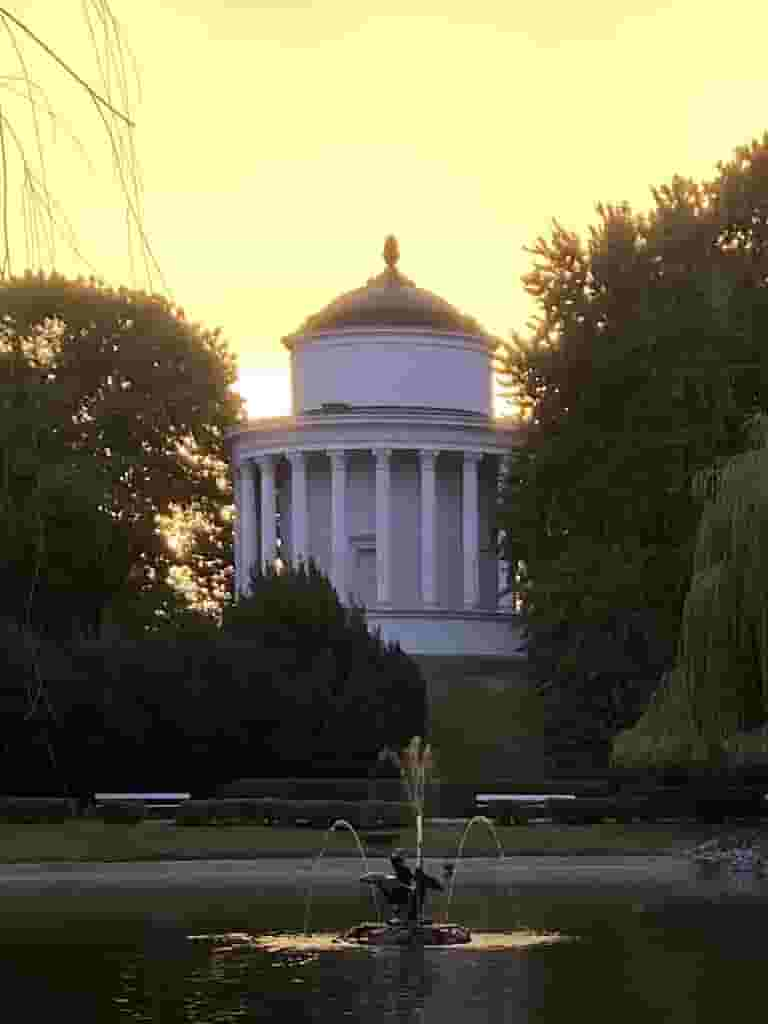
233,465 -> 242,594
419,449 -> 440,608
328,450 -> 348,601
238,459 -> 258,595
256,453 -> 278,575
287,450 -> 308,569
462,451 -> 483,608
374,448 -> 392,607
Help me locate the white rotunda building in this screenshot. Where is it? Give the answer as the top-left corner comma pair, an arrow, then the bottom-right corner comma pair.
226,236 -> 528,660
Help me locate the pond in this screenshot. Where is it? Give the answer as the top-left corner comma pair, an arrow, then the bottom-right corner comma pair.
2,856 -> 768,1022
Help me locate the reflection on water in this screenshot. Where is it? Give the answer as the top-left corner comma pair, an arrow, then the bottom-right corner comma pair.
188,930 -> 571,953
3,867 -> 768,1022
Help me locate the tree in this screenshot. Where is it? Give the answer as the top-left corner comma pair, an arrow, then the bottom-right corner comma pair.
0,2 -> 186,790
0,272 -> 244,637
223,555 -> 348,654
0,328 -> 137,631
492,135 -> 768,767
612,411 -> 768,772
221,557 -> 428,775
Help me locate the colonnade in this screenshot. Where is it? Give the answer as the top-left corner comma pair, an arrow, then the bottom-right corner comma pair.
235,448 -> 487,609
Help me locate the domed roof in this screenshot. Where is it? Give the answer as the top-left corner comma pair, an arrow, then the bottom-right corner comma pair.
285,236 -> 486,339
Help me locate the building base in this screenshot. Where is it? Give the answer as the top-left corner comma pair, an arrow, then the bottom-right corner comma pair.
363,607 -> 526,658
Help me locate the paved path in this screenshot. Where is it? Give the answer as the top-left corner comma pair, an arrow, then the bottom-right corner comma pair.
0,855 -> 694,890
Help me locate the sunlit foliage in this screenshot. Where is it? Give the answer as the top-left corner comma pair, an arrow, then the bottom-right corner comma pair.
0,272 -> 244,637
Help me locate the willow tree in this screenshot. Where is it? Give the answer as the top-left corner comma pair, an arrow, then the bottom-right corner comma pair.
612,410 -> 768,770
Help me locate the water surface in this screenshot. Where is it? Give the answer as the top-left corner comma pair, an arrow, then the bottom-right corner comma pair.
3,857 -> 767,1022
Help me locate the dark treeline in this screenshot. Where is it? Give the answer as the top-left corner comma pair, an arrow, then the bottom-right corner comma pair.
1,558 -> 427,798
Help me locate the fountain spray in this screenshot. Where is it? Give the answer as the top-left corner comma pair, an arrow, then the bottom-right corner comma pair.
343,738 -> 473,944
380,736 -> 435,925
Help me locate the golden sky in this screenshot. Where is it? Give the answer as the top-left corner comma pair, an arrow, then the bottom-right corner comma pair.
3,1 -> 766,419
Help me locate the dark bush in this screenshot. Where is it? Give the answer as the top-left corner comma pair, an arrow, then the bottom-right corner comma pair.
547,797 -> 617,825
368,778 -> 405,803
0,796 -> 76,823
433,783 -> 477,819
173,797 -> 410,829
0,557 -> 428,800
284,799 -> 363,828
215,778 -> 371,802
517,607 -> 675,777
487,800 -> 548,826
100,801 -> 145,824
691,788 -> 765,824
175,799 -> 216,825
360,800 -> 411,829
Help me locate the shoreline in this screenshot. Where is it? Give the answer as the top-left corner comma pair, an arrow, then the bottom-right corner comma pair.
0,853 -> 693,881
1,819 -> 759,866
0,847 -> 688,865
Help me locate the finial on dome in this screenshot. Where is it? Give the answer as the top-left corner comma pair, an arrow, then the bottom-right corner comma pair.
383,234 -> 400,269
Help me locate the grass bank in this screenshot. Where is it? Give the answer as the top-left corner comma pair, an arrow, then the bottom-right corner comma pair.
0,819 -> 747,863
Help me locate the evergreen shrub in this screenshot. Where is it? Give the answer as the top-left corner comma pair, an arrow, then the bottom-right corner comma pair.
215,778 -> 371,802
175,799 -> 216,825
0,797 -> 76,823
100,801 -> 145,824
173,797 -> 410,829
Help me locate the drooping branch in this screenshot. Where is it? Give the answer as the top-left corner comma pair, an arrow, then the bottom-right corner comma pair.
612,411 -> 768,769
0,2 -> 167,291
0,6 -> 134,126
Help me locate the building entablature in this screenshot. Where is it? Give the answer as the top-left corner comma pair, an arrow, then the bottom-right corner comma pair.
227,409 -> 526,467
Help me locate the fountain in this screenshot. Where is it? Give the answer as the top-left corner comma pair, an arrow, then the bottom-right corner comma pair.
336,737 -> 474,947
189,739 -> 571,954
302,819 -> 379,937
444,815 -> 505,922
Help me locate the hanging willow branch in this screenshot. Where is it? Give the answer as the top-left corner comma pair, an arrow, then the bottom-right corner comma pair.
0,2 -> 167,795
0,1 -> 166,292
613,411 -> 768,769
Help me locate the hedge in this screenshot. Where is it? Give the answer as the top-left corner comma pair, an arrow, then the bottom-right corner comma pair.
175,798 -> 411,828
215,778 -> 373,801
545,790 -> 766,825
100,801 -> 146,824
0,797 -> 77,823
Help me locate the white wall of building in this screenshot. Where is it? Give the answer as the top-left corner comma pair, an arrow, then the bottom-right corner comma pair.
366,611 -> 526,657
290,330 -> 495,416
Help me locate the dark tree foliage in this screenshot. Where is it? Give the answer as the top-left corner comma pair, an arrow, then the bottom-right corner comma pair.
0,559 -> 428,796
222,557 -> 428,775
494,133 -> 768,771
